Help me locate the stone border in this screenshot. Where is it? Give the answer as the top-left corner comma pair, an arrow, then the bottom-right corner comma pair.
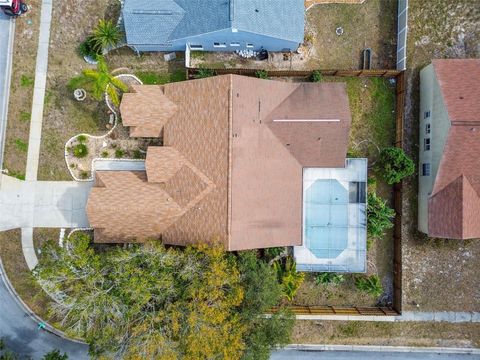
64,74 -> 143,182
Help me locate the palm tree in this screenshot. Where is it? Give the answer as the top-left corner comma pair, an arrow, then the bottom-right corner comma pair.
92,19 -> 122,53
69,56 -> 128,106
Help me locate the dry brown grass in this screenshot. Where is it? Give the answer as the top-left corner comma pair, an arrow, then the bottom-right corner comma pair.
3,0 -> 42,180
305,0 -> 397,69
293,320 -> 480,348
401,0 -> 480,312
0,230 -> 52,319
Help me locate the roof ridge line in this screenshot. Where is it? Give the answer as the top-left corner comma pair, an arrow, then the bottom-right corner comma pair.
227,74 -> 234,250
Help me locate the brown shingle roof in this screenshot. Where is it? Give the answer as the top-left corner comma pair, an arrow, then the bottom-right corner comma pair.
428,60 -> 480,239
432,59 -> 480,124
120,85 -> 178,137
87,75 -> 351,249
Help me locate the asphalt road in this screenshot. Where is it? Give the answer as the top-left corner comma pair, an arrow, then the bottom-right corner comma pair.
0,263 -> 89,359
271,350 -> 480,359
0,12 -> 13,168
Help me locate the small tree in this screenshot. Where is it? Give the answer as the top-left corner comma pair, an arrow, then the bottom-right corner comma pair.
377,147 -> 415,185
92,19 -> 121,53
68,56 -> 128,106
272,256 -> 304,302
355,275 -> 383,297
367,191 -> 395,239
311,70 -> 322,82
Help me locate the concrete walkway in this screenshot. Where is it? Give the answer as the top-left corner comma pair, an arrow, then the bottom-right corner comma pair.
25,0 -> 53,181
0,13 -> 15,168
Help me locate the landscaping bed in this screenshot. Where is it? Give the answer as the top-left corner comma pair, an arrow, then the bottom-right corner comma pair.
401,0 -> 480,312
3,0 -> 41,180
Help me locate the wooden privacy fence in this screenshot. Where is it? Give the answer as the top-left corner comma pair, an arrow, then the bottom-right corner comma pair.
270,306 -> 399,316
187,67 -> 401,79
186,67 -> 406,317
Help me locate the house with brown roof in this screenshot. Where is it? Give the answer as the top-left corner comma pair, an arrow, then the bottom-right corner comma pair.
87,75 -> 355,251
418,59 -> 480,239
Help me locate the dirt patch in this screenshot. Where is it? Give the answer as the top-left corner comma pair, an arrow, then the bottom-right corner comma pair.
401,0 -> 480,312
293,320 -> 480,347
3,1 -> 41,180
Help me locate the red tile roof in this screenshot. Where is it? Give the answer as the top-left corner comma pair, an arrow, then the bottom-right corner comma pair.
428,60 -> 480,239
87,75 -> 351,249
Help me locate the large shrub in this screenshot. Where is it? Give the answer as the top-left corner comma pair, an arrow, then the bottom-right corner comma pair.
367,191 -> 395,239
377,147 -> 415,185
92,19 -> 122,53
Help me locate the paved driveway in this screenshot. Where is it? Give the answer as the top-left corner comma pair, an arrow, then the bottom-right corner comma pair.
0,12 -> 13,168
0,175 -> 93,231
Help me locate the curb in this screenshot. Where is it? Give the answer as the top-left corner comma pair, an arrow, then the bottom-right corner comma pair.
0,255 -> 87,345
285,344 -> 480,354
0,17 -> 15,169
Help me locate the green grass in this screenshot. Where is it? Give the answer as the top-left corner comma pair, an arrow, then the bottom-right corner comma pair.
20,111 -> 31,122
14,139 -> 28,152
7,169 -> 25,180
20,74 -> 34,87
136,70 -> 186,85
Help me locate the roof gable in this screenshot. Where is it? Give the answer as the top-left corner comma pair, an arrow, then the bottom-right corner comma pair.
432,59 -> 480,124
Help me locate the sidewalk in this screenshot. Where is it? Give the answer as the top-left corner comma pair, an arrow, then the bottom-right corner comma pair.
25,0 -> 53,181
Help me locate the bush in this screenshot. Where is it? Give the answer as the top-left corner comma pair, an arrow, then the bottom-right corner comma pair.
255,70 -> 268,79
195,68 -> 216,79
367,191 -> 395,239
311,70 -> 322,82
263,247 -> 284,262
42,349 -> 68,360
115,149 -> 125,158
73,143 -> 88,158
272,256 -> 304,302
78,35 -> 100,59
101,150 -> 109,158
355,275 -> 383,297
315,272 -> 345,285
79,171 -> 89,179
377,147 -> 415,185
133,149 -> 143,159
77,135 -> 87,143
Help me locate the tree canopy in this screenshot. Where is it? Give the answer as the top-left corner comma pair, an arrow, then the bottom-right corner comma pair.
377,147 -> 415,185
34,234 -> 293,359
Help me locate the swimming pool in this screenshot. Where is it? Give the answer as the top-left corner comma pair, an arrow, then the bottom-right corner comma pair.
294,158 -> 368,273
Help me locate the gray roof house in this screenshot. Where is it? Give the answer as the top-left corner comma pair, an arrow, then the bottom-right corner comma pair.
122,0 -> 305,52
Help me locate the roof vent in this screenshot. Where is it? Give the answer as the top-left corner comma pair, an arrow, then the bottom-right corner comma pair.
459,96 -> 464,99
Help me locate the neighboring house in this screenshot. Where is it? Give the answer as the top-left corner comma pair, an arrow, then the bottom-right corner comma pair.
121,0 -> 305,52
418,59 -> 480,239
87,75 -> 362,258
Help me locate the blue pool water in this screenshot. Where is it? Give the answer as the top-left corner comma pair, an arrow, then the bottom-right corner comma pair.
304,179 -> 349,259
